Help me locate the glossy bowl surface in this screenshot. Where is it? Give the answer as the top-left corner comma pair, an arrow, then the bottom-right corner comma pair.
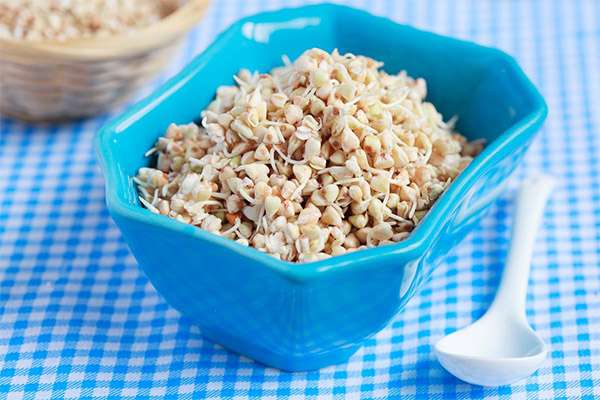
94,4 -> 547,371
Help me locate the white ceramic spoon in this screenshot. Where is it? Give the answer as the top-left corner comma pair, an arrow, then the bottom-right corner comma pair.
435,175 -> 555,387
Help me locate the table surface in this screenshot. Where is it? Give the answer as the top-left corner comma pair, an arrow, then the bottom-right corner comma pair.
1,0 -> 599,399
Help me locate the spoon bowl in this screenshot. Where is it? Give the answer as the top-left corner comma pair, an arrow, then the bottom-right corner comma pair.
435,314 -> 547,386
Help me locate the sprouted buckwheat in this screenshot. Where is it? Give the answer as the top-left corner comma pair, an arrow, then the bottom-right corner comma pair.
0,0 -> 179,41
135,48 -> 484,263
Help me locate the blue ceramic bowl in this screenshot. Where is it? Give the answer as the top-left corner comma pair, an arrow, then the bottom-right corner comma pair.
93,4 -> 547,371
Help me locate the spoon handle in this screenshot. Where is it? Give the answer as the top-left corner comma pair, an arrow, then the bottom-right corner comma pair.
489,175 -> 555,320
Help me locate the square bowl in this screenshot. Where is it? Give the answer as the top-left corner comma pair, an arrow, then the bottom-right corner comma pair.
93,4 -> 547,371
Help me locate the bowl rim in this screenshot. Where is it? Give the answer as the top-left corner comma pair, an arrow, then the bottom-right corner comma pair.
0,0 -> 211,61
94,3 -> 548,283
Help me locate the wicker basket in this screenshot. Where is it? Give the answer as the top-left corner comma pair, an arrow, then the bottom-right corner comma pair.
0,0 -> 211,122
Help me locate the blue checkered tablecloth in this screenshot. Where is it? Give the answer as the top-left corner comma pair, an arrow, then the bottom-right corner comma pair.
1,0 -> 599,399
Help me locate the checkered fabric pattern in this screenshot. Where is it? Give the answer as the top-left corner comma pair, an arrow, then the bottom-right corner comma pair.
1,0 -> 599,399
